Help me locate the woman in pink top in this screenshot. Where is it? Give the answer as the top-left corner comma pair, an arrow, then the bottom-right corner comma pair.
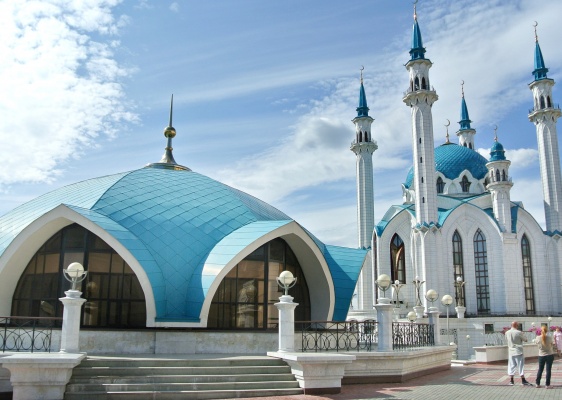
554,327 -> 562,357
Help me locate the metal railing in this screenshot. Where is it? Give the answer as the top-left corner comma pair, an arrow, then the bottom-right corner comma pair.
484,331 -> 537,346
1,316 -> 61,353
297,320 -> 378,352
392,322 -> 434,350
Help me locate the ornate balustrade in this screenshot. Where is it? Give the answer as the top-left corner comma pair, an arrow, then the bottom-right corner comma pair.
392,322 -> 434,350
1,316 -> 61,353
297,320 -> 378,352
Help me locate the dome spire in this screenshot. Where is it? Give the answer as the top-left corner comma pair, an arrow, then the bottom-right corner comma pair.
459,81 -> 472,130
445,119 -> 451,144
146,95 -> 190,171
410,0 -> 426,61
357,66 -> 370,117
532,22 -> 549,81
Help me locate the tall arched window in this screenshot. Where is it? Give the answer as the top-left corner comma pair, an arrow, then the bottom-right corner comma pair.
11,224 -> 146,328
461,176 -> 471,193
547,96 -> 552,108
208,238 -> 310,329
436,177 -> 445,193
540,96 -> 545,109
521,235 -> 535,314
421,77 -> 427,90
414,76 -> 420,90
473,229 -> 490,313
452,231 -> 465,305
502,170 -> 507,181
390,234 -> 406,284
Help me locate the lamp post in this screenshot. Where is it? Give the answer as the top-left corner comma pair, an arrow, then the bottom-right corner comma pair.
375,274 -> 392,304
407,311 -> 416,323
274,270 -> 298,352
392,280 -> 405,308
425,289 -> 439,312
59,262 -> 88,353
441,294 -> 453,345
412,276 -> 425,319
454,276 -> 466,318
425,289 -> 440,345
63,262 -> 88,292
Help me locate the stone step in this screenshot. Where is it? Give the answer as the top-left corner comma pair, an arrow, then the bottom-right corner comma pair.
71,365 -> 291,377
64,388 -> 304,400
69,372 -> 297,384
78,357 -> 286,368
66,379 -> 300,393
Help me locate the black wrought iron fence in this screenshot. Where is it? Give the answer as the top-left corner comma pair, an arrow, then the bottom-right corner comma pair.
1,316 -> 61,353
392,322 -> 434,350
297,320 -> 378,352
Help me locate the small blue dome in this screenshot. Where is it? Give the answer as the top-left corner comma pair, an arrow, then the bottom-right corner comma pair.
404,143 -> 489,189
489,140 -> 506,161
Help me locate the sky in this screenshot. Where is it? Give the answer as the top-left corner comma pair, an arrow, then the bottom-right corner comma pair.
1,0 -> 561,248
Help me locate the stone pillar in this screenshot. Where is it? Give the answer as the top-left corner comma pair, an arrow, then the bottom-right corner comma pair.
275,295 -> 298,352
455,306 -> 466,319
374,299 -> 394,352
427,308 -> 441,345
59,290 -> 86,354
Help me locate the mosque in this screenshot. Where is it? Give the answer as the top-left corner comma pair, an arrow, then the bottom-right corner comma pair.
0,6 -> 560,339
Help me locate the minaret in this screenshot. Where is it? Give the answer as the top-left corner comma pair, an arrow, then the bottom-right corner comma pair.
457,82 -> 477,150
147,95 -> 190,171
528,23 -> 562,233
351,68 -> 378,249
486,128 -> 513,232
402,3 -> 438,227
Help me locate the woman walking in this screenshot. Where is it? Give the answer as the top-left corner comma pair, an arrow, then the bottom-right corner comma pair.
534,325 -> 555,389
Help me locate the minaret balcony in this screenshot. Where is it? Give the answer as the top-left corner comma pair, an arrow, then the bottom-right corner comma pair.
528,103 -> 560,115
350,140 -> 378,153
402,87 -> 438,105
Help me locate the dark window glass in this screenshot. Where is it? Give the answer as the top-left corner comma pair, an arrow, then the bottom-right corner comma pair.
208,238 -> 311,329
437,177 -> 445,194
521,235 -> 535,314
473,229 -> 490,313
11,224 -> 146,328
452,231 -> 465,305
461,176 -> 471,193
390,234 -> 406,284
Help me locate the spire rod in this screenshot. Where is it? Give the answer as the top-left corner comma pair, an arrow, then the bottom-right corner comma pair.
533,21 -> 538,43
413,0 -> 418,20
461,80 -> 465,98
494,125 -> 498,142
168,94 -> 174,127
360,65 -> 364,84
445,119 -> 450,143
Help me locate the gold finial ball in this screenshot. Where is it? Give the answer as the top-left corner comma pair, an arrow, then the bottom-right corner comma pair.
164,126 -> 176,139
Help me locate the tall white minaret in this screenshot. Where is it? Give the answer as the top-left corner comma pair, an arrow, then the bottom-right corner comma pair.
528,24 -> 562,233
402,5 -> 438,227
486,129 -> 513,233
351,68 -> 377,249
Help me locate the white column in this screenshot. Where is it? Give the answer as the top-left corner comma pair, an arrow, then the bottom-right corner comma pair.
59,290 -> 86,354
427,309 -> 441,345
275,295 -> 298,352
374,301 -> 394,352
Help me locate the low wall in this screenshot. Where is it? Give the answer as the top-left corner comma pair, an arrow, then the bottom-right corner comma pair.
474,343 -> 538,363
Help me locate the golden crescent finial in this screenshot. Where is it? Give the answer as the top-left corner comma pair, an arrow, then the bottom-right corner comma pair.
445,119 -> 451,127
461,80 -> 465,97
445,119 -> 450,143
533,21 -> 538,42
360,65 -> 364,83
493,125 -> 498,142
413,0 -> 418,20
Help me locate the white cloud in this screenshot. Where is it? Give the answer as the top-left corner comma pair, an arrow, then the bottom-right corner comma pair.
169,3 -> 179,13
0,0 -> 136,186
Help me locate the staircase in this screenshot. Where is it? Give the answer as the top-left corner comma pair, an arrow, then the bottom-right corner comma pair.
64,355 -> 303,399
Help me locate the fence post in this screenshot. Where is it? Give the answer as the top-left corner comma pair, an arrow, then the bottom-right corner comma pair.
275,295 -> 298,352
427,308 -> 441,345
374,301 -> 394,351
59,290 -> 86,353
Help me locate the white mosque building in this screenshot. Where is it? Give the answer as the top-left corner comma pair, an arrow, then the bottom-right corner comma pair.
351,7 -> 562,322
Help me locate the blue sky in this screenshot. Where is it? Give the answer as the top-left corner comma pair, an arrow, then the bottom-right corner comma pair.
1,0 -> 561,248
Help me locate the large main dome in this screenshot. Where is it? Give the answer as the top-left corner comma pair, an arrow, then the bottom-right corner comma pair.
404,143 -> 489,189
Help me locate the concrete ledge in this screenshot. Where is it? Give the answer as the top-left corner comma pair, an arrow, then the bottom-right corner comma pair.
474,344 -> 537,364
268,351 -> 355,394
0,353 -> 85,400
342,346 -> 455,384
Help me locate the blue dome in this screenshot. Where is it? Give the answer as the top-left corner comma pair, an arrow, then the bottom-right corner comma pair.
489,141 -> 506,161
404,143 -> 489,189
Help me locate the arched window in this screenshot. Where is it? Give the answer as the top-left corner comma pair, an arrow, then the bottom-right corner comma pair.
502,170 -> 507,181
11,224 -> 146,328
547,96 -> 552,108
521,235 -> 535,314
421,177 -> 424,183
410,79 -> 414,92
469,143 -> 473,149
495,170 -> 500,182
414,76 -> 420,90
473,229 -> 490,313
208,238 -> 310,329
420,157 -> 423,163
421,77 -> 427,90
461,176 -> 471,193
436,177 -> 445,193
390,234 -> 406,284
540,96 -> 545,109
452,231 -> 466,306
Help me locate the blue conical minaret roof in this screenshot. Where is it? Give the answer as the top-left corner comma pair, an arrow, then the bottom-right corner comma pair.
409,10 -> 426,60
533,41 -> 549,81
356,78 -> 370,117
459,93 -> 472,130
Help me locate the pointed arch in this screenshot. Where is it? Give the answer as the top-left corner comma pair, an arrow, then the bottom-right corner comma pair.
421,77 -> 427,90
473,229 -> 490,313
461,175 -> 471,193
540,96 -> 545,109
452,230 -> 465,306
495,169 -> 500,182
390,234 -> 405,284
436,177 -> 445,194
414,76 -> 420,90
521,234 -> 535,314
547,96 -> 552,108
502,170 -> 507,181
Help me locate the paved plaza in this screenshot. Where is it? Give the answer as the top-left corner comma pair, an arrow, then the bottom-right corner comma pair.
247,358 -> 562,400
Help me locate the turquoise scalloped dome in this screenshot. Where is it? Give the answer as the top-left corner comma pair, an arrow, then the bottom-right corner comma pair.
404,143 -> 489,189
